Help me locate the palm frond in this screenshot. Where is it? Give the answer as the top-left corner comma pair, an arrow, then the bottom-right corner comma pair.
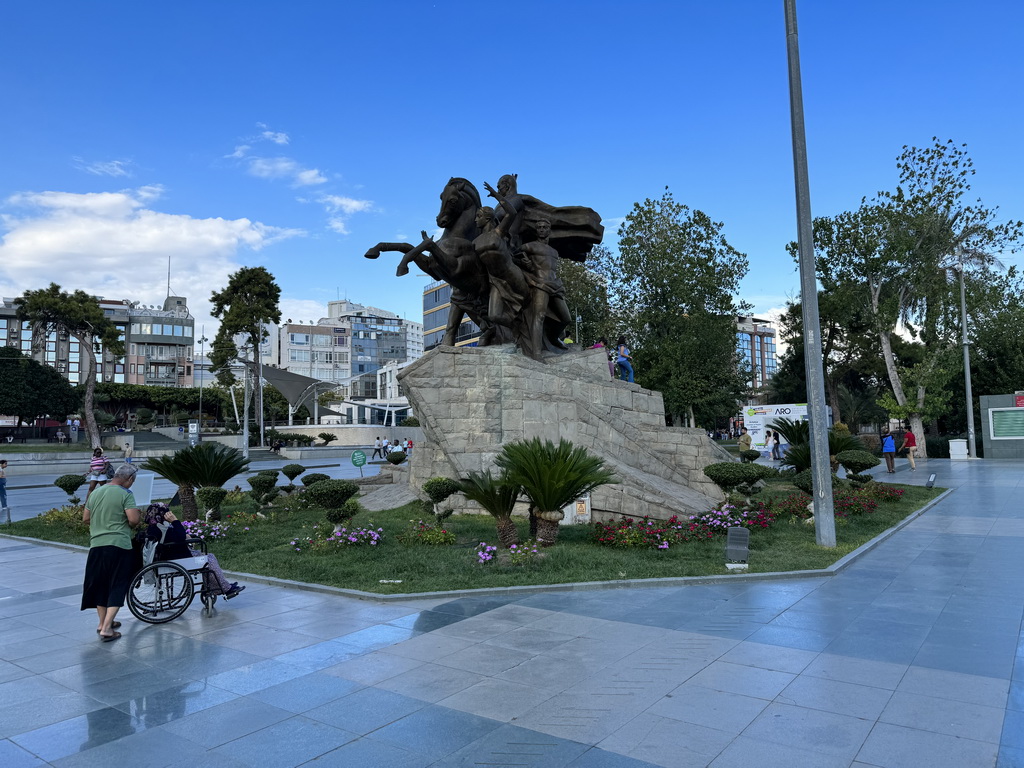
494,438 -> 616,513
458,471 -> 521,522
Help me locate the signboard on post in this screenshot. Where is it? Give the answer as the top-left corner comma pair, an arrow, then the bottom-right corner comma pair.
351,449 -> 367,477
741,403 -> 832,455
187,419 -> 200,447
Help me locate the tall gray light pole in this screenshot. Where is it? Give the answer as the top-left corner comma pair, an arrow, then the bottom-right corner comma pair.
957,258 -> 977,457
784,0 -> 835,546
197,327 -> 208,432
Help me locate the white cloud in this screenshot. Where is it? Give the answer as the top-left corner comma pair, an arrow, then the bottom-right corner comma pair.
226,144 -> 250,159
320,195 -> 373,215
261,130 -> 290,145
326,217 -> 350,235
247,157 -> 326,187
0,186 -> 303,338
73,157 -> 133,177
279,299 -> 331,325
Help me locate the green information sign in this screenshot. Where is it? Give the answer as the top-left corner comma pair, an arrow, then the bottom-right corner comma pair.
351,449 -> 367,477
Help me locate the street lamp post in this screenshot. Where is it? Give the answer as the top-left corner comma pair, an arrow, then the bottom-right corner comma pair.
957,258 -> 977,458
197,327 -> 208,434
784,0 -> 836,546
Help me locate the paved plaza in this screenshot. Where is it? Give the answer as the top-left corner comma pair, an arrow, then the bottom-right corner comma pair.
1,459 -> 1022,767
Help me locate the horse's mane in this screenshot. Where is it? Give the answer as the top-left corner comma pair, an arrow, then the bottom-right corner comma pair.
446,177 -> 481,209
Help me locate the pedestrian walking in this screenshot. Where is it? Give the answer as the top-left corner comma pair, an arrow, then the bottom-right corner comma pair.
372,436 -> 383,459
0,459 -> 9,513
85,448 -> 109,503
771,429 -> 782,461
900,429 -> 917,471
881,428 -> 896,473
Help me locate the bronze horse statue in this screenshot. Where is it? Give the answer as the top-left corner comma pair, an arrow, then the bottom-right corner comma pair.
364,177 -> 500,346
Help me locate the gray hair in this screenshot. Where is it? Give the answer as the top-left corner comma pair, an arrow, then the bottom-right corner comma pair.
113,463 -> 138,481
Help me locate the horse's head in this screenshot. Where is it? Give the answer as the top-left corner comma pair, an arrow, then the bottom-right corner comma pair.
437,177 -> 481,230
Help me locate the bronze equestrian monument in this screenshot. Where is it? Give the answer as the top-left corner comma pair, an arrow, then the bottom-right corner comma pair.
364,175 -> 725,520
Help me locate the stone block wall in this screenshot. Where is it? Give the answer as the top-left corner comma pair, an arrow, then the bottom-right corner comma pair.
399,345 -> 725,521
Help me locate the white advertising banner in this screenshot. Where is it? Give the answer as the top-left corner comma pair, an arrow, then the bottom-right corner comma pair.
741,403 -> 826,456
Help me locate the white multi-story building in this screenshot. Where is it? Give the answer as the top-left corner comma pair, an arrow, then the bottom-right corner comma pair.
263,299 -> 423,400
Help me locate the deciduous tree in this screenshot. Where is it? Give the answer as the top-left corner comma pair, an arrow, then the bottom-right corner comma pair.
15,284 -> 124,447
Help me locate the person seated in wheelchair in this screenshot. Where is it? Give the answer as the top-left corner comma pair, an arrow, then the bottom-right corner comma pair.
144,503 -> 245,599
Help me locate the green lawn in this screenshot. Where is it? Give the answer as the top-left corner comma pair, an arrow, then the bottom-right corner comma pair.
0,443 -> 95,453
3,482 -> 945,595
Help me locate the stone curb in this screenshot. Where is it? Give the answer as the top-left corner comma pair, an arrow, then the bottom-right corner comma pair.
0,487 -> 953,603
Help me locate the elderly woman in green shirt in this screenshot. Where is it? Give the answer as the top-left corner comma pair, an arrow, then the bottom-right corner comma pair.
81,463 -> 141,641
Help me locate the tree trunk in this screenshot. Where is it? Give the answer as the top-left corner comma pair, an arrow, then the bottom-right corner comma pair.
496,518 -> 520,548
536,517 -> 560,547
178,485 -> 199,521
535,509 -> 564,547
528,504 -> 538,539
825,377 -> 842,425
78,332 -> 102,449
909,415 -> 927,459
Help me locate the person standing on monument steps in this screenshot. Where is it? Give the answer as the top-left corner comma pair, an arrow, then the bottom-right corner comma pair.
616,336 -> 634,383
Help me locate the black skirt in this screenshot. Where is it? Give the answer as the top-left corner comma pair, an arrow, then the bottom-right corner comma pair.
81,545 -> 136,610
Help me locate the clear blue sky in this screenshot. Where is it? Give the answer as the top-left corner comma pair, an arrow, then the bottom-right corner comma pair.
1,1 -> 1021,337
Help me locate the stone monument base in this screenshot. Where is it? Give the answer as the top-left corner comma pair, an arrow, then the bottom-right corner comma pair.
398,345 -> 726,521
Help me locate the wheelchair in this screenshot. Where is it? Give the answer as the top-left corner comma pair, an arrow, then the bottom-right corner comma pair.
127,537 -> 225,624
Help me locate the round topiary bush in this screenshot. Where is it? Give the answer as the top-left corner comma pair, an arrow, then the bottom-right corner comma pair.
740,449 -> 762,463
386,450 -> 407,465
792,469 -> 845,495
422,477 -> 461,506
305,479 -> 360,510
196,487 -> 229,520
247,473 -> 277,502
325,497 -> 363,526
703,462 -> 765,493
54,474 -> 87,499
835,450 -> 880,475
302,472 -> 330,487
282,464 -> 305,482
398,416 -> 419,427
257,469 -> 280,479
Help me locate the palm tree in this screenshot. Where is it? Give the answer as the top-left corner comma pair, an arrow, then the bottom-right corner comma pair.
144,443 -> 250,520
494,438 -> 616,547
458,470 -> 522,548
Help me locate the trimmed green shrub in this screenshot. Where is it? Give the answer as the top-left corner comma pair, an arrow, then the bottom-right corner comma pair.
305,479 -> 360,510
325,498 -> 362,525
282,464 -> 305,482
247,473 -> 278,505
196,487 -> 229,520
835,450 -> 880,475
398,416 -> 419,427
846,473 -> 874,485
302,473 -> 330,487
386,450 -> 407,465
703,462 -> 767,493
258,469 -> 280,479
55,474 -> 87,500
740,449 -> 762,463
792,469 -> 844,495
423,477 -> 461,505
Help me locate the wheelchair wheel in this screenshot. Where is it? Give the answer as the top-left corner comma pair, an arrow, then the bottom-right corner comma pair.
199,570 -> 218,612
128,561 -> 195,624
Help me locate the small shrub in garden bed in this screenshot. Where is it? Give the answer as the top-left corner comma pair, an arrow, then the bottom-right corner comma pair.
771,493 -> 813,519
39,505 -> 88,532
507,541 -> 542,566
305,480 -> 359,510
475,542 -> 498,563
475,540 -> 542,565
302,473 -> 331,488
400,519 -> 456,545
182,520 -> 232,540
594,505 -> 777,550
863,484 -> 905,502
295,523 -> 384,551
282,464 -> 306,482
833,492 -> 878,518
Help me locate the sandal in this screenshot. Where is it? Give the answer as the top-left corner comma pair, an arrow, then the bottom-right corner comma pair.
96,621 -> 121,633
100,631 -> 122,642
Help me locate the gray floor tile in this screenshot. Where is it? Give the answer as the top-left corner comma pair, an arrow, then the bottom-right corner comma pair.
707,733 -> 851,768
247,671 -> 362,713
162,696 -> 293,749
305,686 -> 427,734
320,650 -> 424,685
718,640 -> 819,673
742,702 -> 874,760
51,722 -> 209,768
0,739 -> 47,768
434,640 -> 534,675
857,721 -> 999,768
880,690 -> 1004,743
484,625 -> 577,654
304,736 -> 434,768
0,691 -> 107,740
111,680 -> 240,724
381,631 -> 476,662
438,677 -> 558,722
1002,710 -> 1024,750
599,711 -> 734,767
209,715 -> 356,767
11,707 -> 144,762
567,748 -> 664,767
376,661 -> 486,702
646,684 -> 769,733
435,722 -> 589,767
369,704 -> 502,759
898,666 -> 1010,707
777,675 -> 893,720
802,652 -> 909,690
203,659 -> 311,695
685,660 -> 794,700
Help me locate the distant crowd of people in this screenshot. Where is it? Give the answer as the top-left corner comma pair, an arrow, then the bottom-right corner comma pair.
372,437 -> 413,459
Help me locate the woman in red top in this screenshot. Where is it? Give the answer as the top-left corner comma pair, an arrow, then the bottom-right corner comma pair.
900,430 -> 917,471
